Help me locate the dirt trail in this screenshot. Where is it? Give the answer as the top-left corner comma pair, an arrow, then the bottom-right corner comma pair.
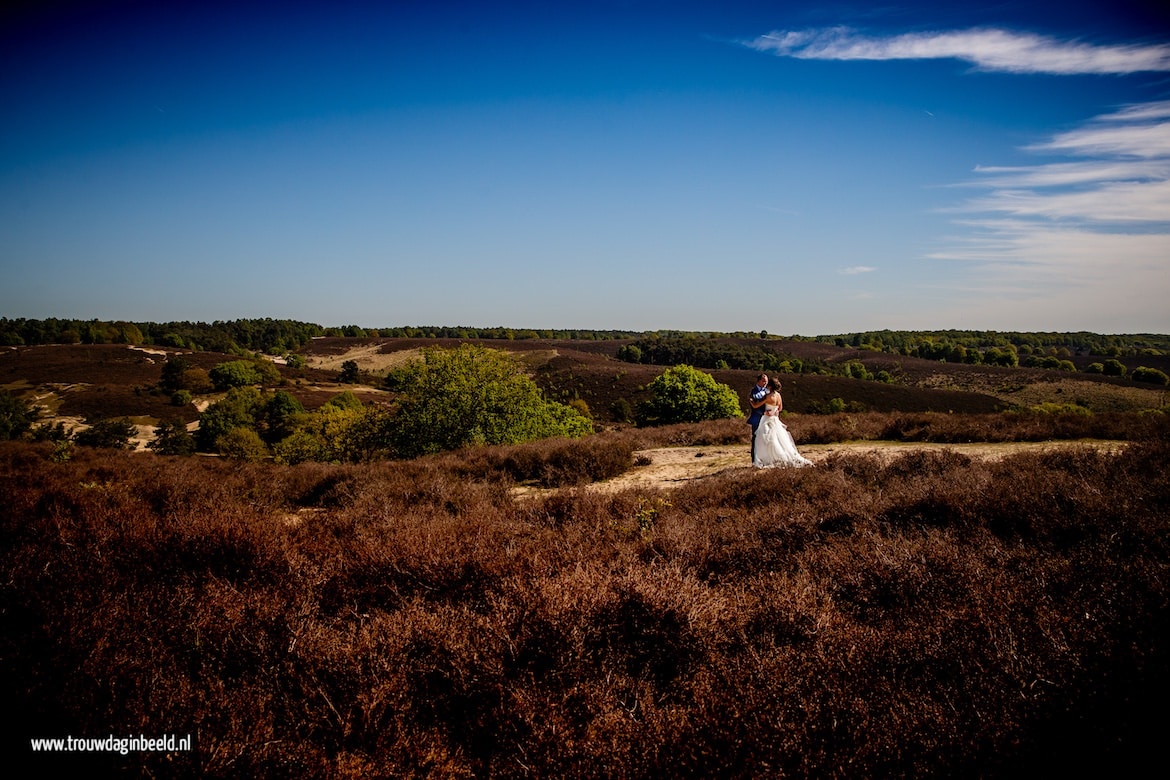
560,439 -> 1129,495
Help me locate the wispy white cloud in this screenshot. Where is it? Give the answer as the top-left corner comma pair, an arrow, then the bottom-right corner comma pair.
967,161 -> 1170,188
931,101 -> 1170,328
839,265 -> 877,275
948,100 -> 1170,225
745,27 -> 1170,75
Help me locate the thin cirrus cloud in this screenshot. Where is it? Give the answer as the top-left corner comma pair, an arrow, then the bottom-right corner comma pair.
933,100 -> 1170,321
951,100 -> 1170,226
745,27 -> 1170,75
839,265 -> 877,275
746,24 -> 1169,325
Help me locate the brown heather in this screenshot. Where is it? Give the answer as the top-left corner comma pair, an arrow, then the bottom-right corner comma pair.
2,412 -> 1168,777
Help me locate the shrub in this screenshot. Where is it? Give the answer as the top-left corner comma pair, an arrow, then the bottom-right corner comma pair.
180,367 -> 215,393
159,355 -> 190,393
386,344 -> 592,457
1102,359 -> 1127,377
149,419 -> 196,456
209,359 -> 281,390
196,387 -> 265,451
610,397 -> 635,424
272,430 -> 328,465
339,360 -> 360,384
277,405 -> 393,463
636,364 -> 742,426
1028,402 -> 1092,416
0,389 -> 36,440
1131,366 -> 1169,386
73,417 -> 137,449
323,390 -> 363,411
617,344 -> 642,363
216,427 -> 269,461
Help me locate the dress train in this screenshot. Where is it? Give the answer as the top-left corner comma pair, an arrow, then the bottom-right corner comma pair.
753,405 -> 813,469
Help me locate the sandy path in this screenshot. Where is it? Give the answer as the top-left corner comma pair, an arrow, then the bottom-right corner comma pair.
552,439 -> 1129,495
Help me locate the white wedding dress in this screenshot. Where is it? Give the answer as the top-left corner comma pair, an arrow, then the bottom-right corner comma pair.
754,405 -> 814,468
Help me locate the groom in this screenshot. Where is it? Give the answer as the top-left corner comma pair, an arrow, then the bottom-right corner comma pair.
747,373 -> 769,462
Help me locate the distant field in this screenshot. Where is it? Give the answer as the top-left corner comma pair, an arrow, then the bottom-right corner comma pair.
1,337 -> 1165,444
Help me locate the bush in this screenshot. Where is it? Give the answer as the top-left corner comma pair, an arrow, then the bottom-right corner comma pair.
180,367 -> 215,393
1028,402 -> 1092,415
1131,366 -> 1169,386
276,405 -> 393,464
216,427 -> 269,461
610,397 -> 635,424
196,387 -> 265,451
209,359 -> 281,390
272,430 -> 328,465
1102,359 -> 1127,377
159,355 -> 190,393
636,364 -> 742,426
149,419 -> 196,456
386,344 -> 592,457
73,417 -> 137,449
339,360 -> 360,384
323,390 -> 363,411
0,389 -> 36,440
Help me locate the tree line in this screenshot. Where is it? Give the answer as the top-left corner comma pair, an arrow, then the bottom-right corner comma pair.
0,318 -> 647,354
822,329 -> 1170,359
5,317 -> 1166,361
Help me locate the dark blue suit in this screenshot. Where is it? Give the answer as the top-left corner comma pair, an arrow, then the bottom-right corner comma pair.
748,382 -> 768,461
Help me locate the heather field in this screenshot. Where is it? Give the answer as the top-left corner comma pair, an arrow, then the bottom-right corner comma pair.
3,411 -> 1169,777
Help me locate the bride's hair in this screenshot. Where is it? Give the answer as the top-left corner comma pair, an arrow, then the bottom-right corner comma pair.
768,378 -> 783,392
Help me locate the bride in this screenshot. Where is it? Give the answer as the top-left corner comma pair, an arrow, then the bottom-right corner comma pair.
753,378 -> 814,469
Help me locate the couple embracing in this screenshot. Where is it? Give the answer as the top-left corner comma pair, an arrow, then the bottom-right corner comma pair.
747,373 -> 813,469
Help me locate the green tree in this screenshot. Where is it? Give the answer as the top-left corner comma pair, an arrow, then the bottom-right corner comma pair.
274,404 -> 393,463
195,386 -> 265,451
1132,366 -> 1169,386
209,359 -> 281,390
272,430 -> 327,465
160,356 -> 190,393
260,390 -> 305,442
386,344 -> 592,457
339,360 -> 360,384
74,418 -> 137,449
180,367 -> 215,394
216,427 -> 269,461
0,390 -> 37,440
149,420 -> 196,456
617,344 -> 643,363
1102,359 -> 1127,377
636,364 -> 742,425
610,397 -> 635,424
323,390 -> 363,411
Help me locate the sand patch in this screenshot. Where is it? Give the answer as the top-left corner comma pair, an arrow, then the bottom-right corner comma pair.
302,343 -> 424,375
514,439 -> 1129,497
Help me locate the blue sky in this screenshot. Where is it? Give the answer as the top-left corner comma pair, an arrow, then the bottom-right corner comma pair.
2,1 -> 1168,335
